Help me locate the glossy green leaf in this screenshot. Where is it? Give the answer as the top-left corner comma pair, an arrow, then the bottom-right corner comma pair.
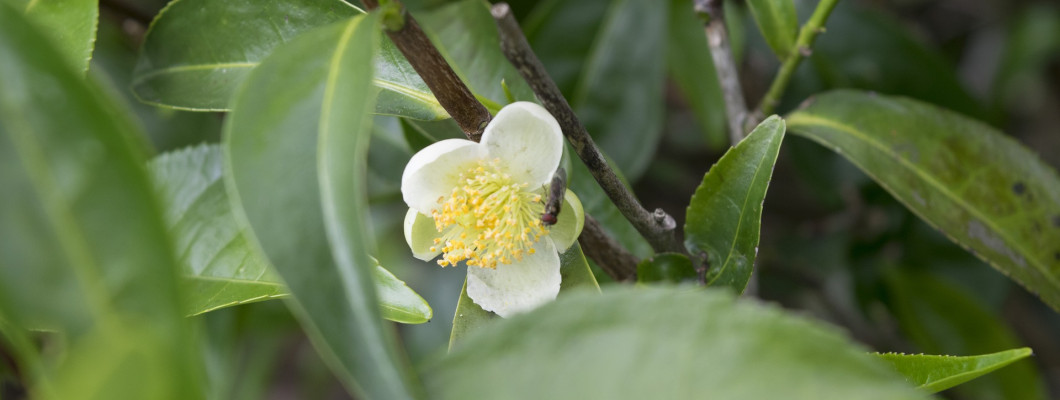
133,0 -> 446,120
224,15 -> 419,398
0,4 -> 198,398
667,0 -> 726,149
572,0 -> 668,180
877,349 -> 1033,394
787,90 -> 1060,311
90,22 -> 223,153
685,116 -> 786,293
886,270 -> 1046,399
5,0 -> 98,71
746,0 -> 797,59
148,144 -> 432,322
428,287 -> 926,399
449,242 -> 599,348
417,0 -> 535,110
637,253 -> 697,283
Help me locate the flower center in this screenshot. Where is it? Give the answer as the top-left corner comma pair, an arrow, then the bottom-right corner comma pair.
430,159 -> 546,269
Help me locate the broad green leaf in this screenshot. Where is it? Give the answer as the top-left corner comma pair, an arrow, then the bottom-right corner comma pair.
746,0 -> 797,59
148,144 -> 432,322
90,22 -> 223,153
224,15 -> 419,398
133,0 -> 446,120
787,90 -> 1060,311
637,253 -> 697,283
876,349 -> 1033,394
5,0 -> 98,71
417,0 -> 535,110
450,242 -> 599,348
428,287 -> 926,399
684,116 -> 785,293
572,0 -> 668,180
667,0 -> 726,149
0,4 -> 198,398
886,270 -> 1046,399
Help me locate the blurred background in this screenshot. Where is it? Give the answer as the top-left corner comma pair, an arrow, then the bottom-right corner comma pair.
6,0 -> 1057,398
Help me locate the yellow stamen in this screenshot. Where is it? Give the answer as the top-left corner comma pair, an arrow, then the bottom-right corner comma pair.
429,159 -> 547,269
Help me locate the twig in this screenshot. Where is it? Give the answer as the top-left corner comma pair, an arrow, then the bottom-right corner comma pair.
695,0 -> 749,144
361,0 -> 492,141
491,3 -> 685,255
578,215 -> 638,282
752,0 -> 839,120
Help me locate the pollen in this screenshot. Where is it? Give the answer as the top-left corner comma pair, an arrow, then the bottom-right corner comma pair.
430,159 -> 546,269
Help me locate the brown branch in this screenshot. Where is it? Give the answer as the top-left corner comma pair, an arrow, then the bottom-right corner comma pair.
361,0 -> 491,141
491,3 -> 685,255
578,215 -> 638,282
695,0 -> 749,143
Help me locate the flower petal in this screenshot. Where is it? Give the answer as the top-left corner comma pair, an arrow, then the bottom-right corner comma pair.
481,102 -> 564,187
545,190 -> 584,252
466,238 -> 560,318
404,208 -> 443,261
401,138 -> 485,214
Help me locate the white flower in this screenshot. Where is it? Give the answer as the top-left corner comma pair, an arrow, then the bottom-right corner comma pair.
401,102 -> 584,317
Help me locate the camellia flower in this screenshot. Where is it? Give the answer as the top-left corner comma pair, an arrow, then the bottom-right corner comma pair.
401,102 -> 584,317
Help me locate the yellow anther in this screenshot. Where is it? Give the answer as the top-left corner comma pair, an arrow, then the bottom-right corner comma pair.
427,158 -> 548,269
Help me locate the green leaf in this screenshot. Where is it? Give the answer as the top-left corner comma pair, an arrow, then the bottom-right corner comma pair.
684,116 -> 786,293
666,0 -> 726,149
428,287 -> 926,399
885,270 -> 1046,399
746,0 -> 798,59
133,0 -> 446,120
0,4 -> 198,398
224,15 -> 419,398
148,144 -> 432,322
637,253 -> 697,283
417,0 -> 536,110
5,0 -> 98,71
450,242 -> 599,348
876,349 -> 1033,394
572,0 -> 668,180
448,279 -> 496,350
90,22 -> 223,153
787,90 -> 1060,311
558,243 -> 600,293
400,118 -> 466,152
